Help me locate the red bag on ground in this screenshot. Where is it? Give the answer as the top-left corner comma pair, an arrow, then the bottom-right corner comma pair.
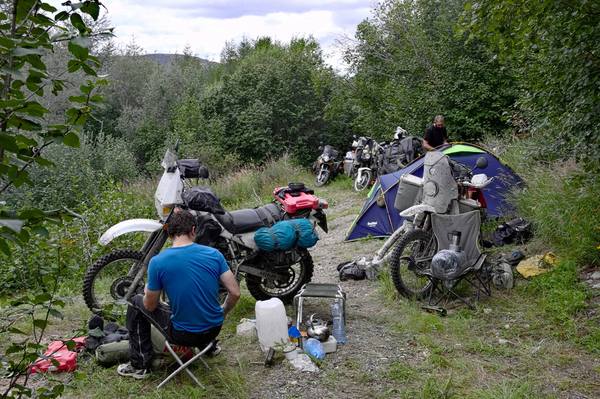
30,336 -> 86,374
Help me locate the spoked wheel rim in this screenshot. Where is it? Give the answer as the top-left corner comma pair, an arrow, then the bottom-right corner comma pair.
84,251 -> 144,320
390,229 -> 437,299
257,263 -> 304,297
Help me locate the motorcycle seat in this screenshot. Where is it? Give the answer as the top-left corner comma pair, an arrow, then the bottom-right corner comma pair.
215,203 -> 283,234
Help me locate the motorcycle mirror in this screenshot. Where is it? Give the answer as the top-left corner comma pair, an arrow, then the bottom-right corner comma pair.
475,156 -> 488,169
318,145 -> 323,151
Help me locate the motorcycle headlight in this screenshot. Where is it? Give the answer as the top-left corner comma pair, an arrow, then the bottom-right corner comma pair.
322,155 -> 330,162
364,153 -> 371,160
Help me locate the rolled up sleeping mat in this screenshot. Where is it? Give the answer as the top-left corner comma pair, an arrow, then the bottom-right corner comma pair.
254,218 -> 319,252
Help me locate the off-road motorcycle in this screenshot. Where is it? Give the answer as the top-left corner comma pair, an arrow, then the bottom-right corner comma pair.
352,136 -> 383,192
83,145 -> 328,316
388,151 -> 492,299
314,145 -> 343,187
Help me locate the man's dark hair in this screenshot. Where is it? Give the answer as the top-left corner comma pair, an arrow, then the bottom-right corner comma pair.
167,209 -> 196,238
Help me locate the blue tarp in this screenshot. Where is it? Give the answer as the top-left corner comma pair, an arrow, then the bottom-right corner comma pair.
345,144 -> 523,241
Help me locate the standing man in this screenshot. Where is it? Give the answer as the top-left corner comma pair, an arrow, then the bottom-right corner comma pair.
423,115 -> 449,151
117,209 -> 240,379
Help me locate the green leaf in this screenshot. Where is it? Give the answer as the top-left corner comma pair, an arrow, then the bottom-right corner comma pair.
40,2 -> 58,12
81,1 -> 100,20
33,319 -> 48,329
63,132 -> 80,147
55,11 -> 69,22
34,293 -> 52,303
32,226 -> 49,237
19,101 -> 48,118
68,95 -> 87,103
80,83 -> 93,94
67,59 -> 81,72
0,36 -> 15,49
80,62 -> 97,76
70,13 -> 86,33
68,40 -> 89,61
48,308 -> 63,320
0,133 -> 19,152
63,339 -> 76,350
34,156 -> 54,167
8,327 -> 27,335
6,343 -> 25,355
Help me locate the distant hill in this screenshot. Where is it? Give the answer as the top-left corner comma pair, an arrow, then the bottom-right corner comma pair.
143,53 -> 218,67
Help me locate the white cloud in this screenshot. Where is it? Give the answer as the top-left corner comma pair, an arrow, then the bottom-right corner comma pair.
74,0 -> 373,70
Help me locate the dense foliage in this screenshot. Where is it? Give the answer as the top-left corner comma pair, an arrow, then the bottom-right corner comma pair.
463,0 -> 600,163
345,0 -> 517,141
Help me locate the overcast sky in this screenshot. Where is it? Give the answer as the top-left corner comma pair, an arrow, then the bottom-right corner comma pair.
91,0 -> 375,71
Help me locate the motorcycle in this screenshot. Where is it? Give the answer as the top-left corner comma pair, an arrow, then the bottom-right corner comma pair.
314,145 -> 343,187
352,136 -> 383,192
83,144 -> 329,316
388,151 -> 492,299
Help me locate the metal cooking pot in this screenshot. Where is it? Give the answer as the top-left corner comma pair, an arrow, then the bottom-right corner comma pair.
306,314 -> 330,342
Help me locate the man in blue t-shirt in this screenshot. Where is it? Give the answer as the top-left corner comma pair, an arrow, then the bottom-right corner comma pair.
117,210 -> 240,379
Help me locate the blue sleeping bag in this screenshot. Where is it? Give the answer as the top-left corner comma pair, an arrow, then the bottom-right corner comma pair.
254,219 -> 319,252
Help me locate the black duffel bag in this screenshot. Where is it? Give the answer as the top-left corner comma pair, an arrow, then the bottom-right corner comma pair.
177,159 -> 209,179
182,186 -> 225,214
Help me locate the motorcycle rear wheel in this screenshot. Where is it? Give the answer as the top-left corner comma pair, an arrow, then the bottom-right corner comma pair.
82,249 -> 145,319
354,169 -> 372,191
389,229 -> 436,299
246,250 -> 314,303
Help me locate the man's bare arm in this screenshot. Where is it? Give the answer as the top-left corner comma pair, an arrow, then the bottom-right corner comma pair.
220,270 -> 241,317
143,287 -> 161,312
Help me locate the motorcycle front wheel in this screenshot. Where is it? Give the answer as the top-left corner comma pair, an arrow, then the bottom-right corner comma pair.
354,169 -> 372,191
246,250 -> 314,303
82,249 -> 145,319
314,166 -> 330,186
389,229 -> 436,299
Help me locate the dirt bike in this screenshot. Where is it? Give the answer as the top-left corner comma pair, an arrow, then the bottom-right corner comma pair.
388,151 -> 492,299
82,145 -> 328,317
352,136 -> 383,192
314,145 -> 343,187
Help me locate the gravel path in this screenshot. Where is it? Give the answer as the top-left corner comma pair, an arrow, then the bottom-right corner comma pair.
247,185 -> 415,399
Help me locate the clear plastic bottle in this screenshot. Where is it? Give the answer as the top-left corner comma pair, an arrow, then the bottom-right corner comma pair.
303,338 -> 325,360
330,299 -> 347,344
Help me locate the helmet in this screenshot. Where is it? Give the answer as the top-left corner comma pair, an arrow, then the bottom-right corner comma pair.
394,126 -> 407,140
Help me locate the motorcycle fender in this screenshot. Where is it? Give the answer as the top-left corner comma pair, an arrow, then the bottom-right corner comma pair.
99,218 -> 163,246
399,204 -> 436,218
357,167 -> 371,173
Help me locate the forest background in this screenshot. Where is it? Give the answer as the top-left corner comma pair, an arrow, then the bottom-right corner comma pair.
0,0 -> 598,397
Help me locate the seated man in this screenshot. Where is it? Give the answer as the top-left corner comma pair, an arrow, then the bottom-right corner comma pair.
423,115 -> 449,151
117,209 -> 240,379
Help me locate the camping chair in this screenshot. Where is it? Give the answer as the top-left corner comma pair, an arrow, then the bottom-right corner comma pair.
130,302 -> 215,389
422,211 -> 491,309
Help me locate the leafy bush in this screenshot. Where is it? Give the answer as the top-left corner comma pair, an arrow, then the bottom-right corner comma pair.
0,184 -> 154,294
6,133 -> 139,210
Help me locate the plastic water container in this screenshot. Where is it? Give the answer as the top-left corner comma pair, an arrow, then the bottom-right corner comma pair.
304,338 -> 325,360
255,298 -> 289,352
331,299 -> 347,344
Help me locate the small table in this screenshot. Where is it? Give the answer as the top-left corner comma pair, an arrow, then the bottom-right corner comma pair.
293,283 -> 346,329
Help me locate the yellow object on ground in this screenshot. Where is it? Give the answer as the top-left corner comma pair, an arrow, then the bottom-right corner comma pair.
516,252 -> 558,278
